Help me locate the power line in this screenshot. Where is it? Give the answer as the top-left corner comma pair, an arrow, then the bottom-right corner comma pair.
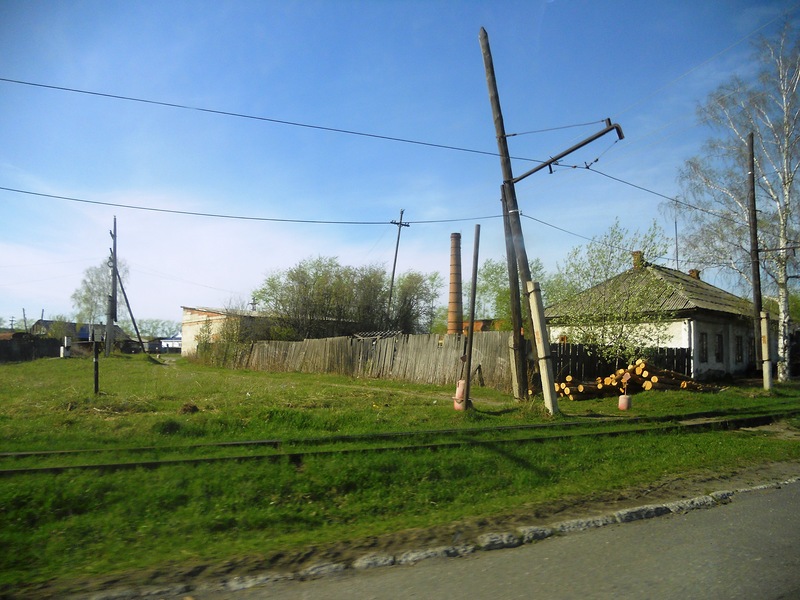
0,77 -> 545,166
520,212 -> 673,264
0,186 -> 390,224
0,184 -> 506,226
581,167 -> 745,226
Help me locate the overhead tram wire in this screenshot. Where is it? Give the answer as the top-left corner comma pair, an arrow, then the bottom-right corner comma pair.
0,77 -> 580,167
0,186 -> 388,225
581,167 -> 745,226
0,185 -> 507,227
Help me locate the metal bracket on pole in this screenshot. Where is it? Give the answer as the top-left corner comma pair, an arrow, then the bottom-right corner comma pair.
511,119 -> 624,185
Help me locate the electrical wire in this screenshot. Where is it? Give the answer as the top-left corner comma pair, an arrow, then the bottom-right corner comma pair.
505,120 -> 606,137
0,186 -> 390,225
0,184 -> 509,227
580,167 -> 745,226
0,77 -> 543,166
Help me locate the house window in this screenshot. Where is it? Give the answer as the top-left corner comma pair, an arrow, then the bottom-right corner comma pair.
699,333 -> 708,363
735,336 -> 744,363
714,334 -> 724,362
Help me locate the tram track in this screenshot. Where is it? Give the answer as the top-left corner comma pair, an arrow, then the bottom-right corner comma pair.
1,408 -> 798,477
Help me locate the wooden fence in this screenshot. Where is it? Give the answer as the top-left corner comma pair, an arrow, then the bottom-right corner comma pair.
202,332 -> 692,393
0,337 -> 61,362
204,332 -> 515,392
550,343 -> 691,382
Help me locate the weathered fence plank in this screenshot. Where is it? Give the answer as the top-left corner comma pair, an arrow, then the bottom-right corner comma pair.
203,333 -> 690,393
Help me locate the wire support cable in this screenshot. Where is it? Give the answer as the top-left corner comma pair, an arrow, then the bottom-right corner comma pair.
505,119 -> 607,137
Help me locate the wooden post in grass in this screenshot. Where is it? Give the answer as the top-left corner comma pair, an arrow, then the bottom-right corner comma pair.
463,224 -> 481,410
93,330 -> 100,394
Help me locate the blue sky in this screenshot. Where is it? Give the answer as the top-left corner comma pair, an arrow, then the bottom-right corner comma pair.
1,0 -> 797,326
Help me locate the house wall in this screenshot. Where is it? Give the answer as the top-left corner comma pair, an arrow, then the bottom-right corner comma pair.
547,314 -> 764,379
181,307 -> 229,356
689,315 -> 758,378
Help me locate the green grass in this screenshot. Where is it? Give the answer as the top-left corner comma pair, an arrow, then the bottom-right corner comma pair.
1,354 -> 800,591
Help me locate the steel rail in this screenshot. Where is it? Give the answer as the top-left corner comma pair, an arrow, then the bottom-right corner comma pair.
3,404 -> 796,460
1,410 -> 796,477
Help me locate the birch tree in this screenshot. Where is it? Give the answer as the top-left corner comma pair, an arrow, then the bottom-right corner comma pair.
71,259 -> 129,326
678,23 -> 800,380
545,219 -> 671,363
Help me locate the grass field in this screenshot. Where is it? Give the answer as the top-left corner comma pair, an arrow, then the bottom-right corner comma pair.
2,354 -> 800,594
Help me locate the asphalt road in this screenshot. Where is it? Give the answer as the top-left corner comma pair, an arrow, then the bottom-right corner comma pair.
194,479 -> 800,600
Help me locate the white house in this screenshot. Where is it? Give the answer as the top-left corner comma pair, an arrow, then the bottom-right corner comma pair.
545,256 -> 774,379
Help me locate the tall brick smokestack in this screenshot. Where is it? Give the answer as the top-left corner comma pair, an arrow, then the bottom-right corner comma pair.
448,233 -> 463,334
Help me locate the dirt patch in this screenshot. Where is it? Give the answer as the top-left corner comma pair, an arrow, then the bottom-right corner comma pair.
739,420 -> 800,440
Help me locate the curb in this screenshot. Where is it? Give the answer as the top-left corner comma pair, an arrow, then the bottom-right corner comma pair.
85,475 -> 800,599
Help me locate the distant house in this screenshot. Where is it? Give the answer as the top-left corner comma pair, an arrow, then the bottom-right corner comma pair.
29,319 -> 130,343
181,306 -> 272,356
161,334 -> 182,353
545,254 -> 773,379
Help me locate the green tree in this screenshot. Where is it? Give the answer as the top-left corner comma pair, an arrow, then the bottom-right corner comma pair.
469,257 -> 547,327
545,219 -> 672,363
252,257 -> 393,338
135,319 -> 180,338
253,256 -> 444,338
45,314 -> 72,340
677,22 -> 800,380
391,271 -> 443,334
71,259 -> 129,325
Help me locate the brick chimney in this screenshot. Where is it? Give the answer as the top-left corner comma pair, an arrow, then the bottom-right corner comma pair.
447,233 -> 463,334
632,250 -> 644,270
688,269 -> 701,280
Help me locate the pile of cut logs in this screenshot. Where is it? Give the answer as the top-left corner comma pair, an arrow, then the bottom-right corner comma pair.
554,359 -> 710,401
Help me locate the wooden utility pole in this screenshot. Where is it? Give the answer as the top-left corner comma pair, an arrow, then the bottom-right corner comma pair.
481,27 -> 560,413
117,269 -> 146,354
479,27 -> 537,399
501,185 -> 526,400
105,217 -> 117,356
387,209 -> 409,324
747,132 -> 763,366
463,224 -> 481,410
479,27 -> 625,414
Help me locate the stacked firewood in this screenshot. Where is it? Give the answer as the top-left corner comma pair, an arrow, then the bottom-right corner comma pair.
554,359 -> 710,401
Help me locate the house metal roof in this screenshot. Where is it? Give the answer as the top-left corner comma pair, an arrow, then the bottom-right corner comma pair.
545,263 -> 753,320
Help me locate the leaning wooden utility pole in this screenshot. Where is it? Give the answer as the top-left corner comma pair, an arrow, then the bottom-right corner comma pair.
501,184 -> 526,400
479,27 -> 555,414
479,28 -> 626,414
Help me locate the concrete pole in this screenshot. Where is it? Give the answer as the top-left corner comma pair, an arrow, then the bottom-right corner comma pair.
761,311 -> 772,391
526,281 -> 559,415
